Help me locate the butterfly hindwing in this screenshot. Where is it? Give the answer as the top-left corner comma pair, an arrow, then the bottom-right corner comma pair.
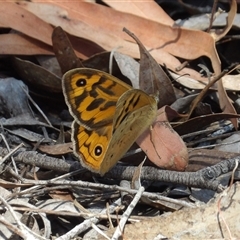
72,121 -> 113,172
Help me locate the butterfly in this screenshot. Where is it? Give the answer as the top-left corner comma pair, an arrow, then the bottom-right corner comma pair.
62,68 -> 158,175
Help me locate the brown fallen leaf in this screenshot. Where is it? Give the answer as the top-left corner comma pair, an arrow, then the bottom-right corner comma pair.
18,1 -> 139,58
210,0 -> 237,128
37,142 -> 73,155
137,106 -> 188,171
0,2 -> 53,45
103,0 -> 174,26
52,26 -> 83,74
0,33 -> 53,55
49,189 -> 75,201
18,1 -> 205,81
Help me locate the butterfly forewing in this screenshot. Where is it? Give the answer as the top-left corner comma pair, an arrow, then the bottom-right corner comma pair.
62,68 -> 131,129
113,89 -> 158,132
101,109 -> 157,175
100,89 -> 158,175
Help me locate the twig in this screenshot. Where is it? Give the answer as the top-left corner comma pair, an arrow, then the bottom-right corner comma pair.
229,159 -> 238,191
217,192 -> 233,239
112,186 -> 145,240
206,0 -> 218,33
0,142 -> 23,165
0,195 -> 43,240
17,176 -> 194,208
1,146 -> 240,192
92,223 -> 111,239
21,86 -> 53,127
0,135 -> 23,174
56,198 -> 122,240
8,206 -> 140,222
0,216 -> 25,239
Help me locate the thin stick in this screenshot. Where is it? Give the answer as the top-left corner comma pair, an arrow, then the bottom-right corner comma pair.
21,86 -> 53,127
56,199 -> 122,240
111,186 -> 145,240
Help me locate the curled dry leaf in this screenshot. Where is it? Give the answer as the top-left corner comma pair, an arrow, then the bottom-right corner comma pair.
124,27 -> 176,107
212,0 -> 238,129
137,106 -> 188,171
211,0 -> 237,41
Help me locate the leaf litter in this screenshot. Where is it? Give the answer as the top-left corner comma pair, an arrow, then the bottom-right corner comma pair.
0,1 -> 240,239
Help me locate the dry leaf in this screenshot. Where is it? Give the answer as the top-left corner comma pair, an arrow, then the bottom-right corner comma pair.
37,142 -> 73,155
103,0 -> 174,26
113,51 -> 140,89
0,33 -> 52,55
211,0 -> 237,41
124,27 -> 176,107
137,106 -> 188,171
13,57 -> 62,93
0,2 -> 53,45
174,113 -> 240,136
52,26 -> 83,74
17,1 -> 206,81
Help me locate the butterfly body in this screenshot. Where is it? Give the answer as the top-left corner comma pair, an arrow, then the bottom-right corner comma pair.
62,68 -> 158,175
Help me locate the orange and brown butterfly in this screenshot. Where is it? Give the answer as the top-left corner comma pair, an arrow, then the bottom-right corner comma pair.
62,68 -> 158,175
